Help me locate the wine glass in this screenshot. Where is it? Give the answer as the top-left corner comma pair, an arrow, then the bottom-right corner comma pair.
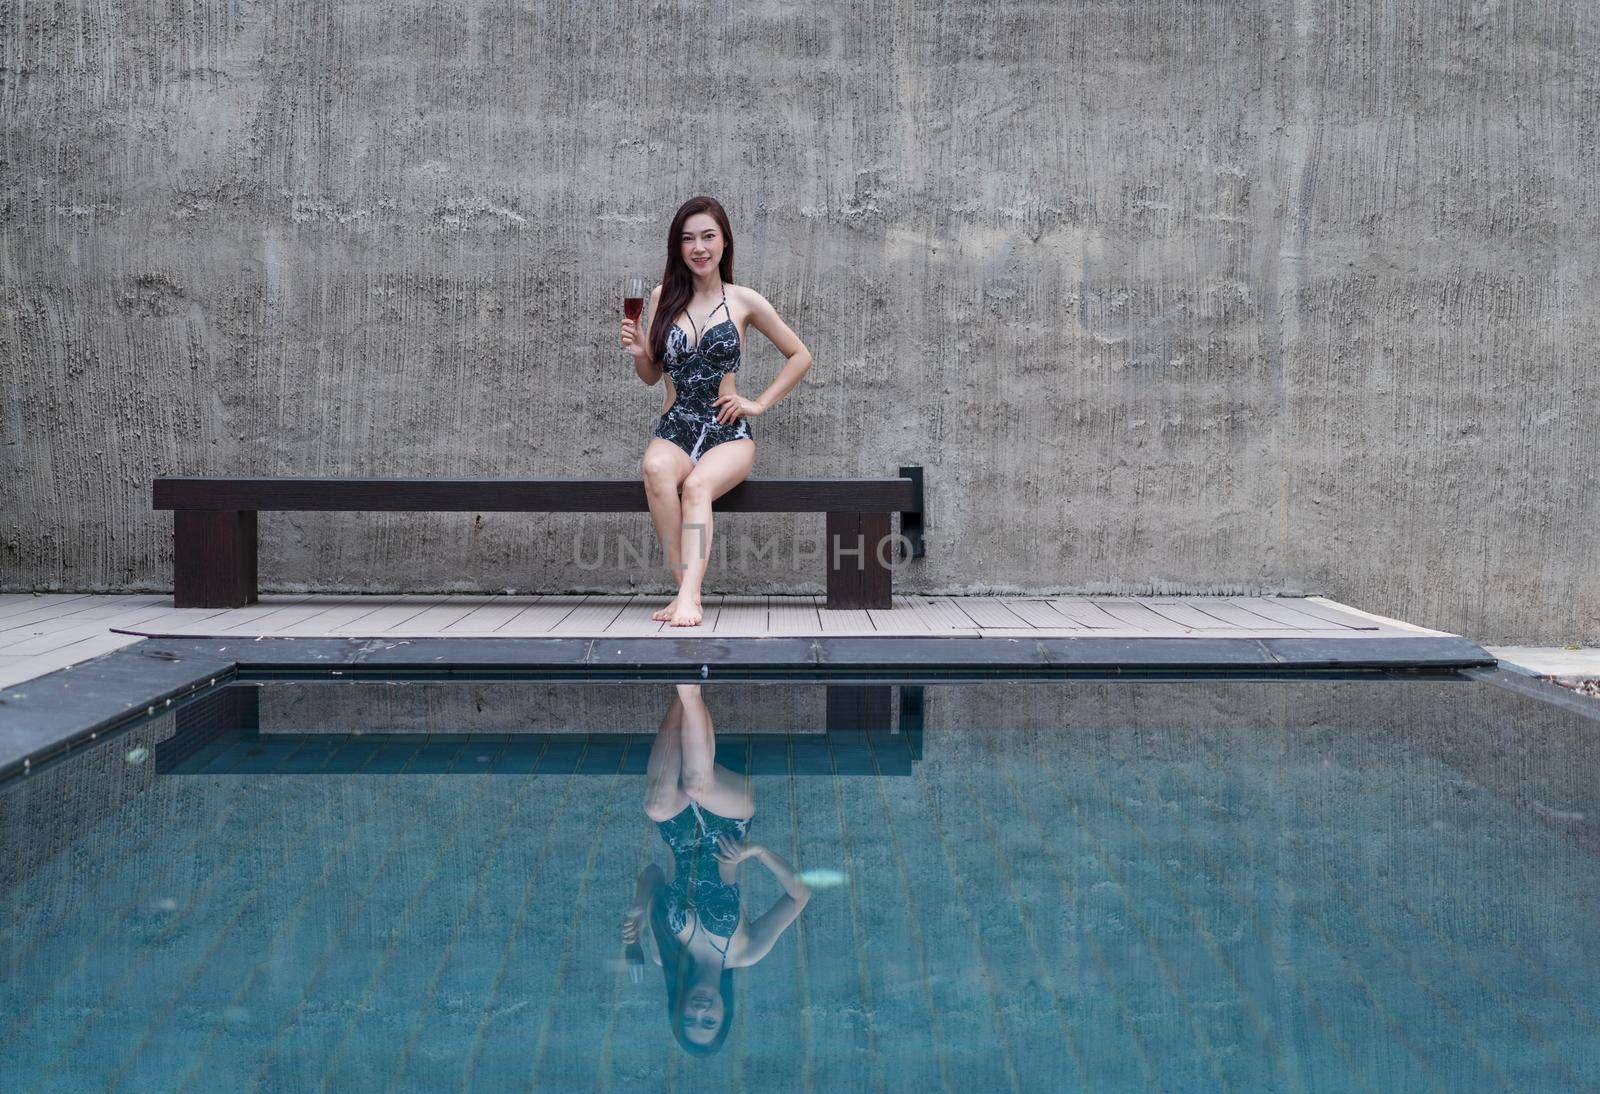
623,275 -> 645,323
622,275 -> 645,358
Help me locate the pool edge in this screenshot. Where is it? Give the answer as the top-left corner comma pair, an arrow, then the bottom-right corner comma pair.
0,634 -> 1501,783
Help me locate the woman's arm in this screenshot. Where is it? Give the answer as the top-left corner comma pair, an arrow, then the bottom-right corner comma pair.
736,846 -> 812,967
622,863 -> 665,950
714,835 -> 810,902
630,862 -> 665,912
742,289 -> 812,412
753,845 -> 811,903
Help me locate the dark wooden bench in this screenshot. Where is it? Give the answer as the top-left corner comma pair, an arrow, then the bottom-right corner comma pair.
151,466 -> 925,611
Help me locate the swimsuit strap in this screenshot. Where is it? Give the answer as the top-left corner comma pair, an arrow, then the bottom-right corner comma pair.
685,284 -> 729,347
685,911 -> 731,961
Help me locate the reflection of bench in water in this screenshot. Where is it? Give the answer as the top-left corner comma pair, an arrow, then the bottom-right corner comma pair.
156,684 -> 923,777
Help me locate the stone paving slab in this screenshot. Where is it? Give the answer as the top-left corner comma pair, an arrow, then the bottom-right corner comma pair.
1485,645 -> 1600,681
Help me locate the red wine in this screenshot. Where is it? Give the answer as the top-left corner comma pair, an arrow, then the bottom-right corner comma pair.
623,297 -> 642,320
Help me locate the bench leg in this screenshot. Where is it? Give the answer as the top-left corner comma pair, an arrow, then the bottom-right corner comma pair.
173,510 -> 258,608
825,511 -> 891,610
825,684 -> 893,732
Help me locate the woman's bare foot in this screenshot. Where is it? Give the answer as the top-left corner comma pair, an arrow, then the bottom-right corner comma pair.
668,595 -> 703,627
651,596 -> 680,622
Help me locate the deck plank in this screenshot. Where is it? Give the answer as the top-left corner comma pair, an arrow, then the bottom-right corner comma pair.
1301,596 -> 1411,632
949,597 -> 1033,628
0,592 -> 162,634
1084,599 -> 1180,633
901,595 -> 982,633
497,596 -> 587,636
1,610 -> 174,655
218,594 -> 354,634
143,594 -> 320,636
0,632 -> 146,687
713,596 -> 769,636
1223,597 -> 1342,630
1133,598 -> 1251,631
816,597 -> 876,635
1043,598 -> 1126,629
546,596 -> 630,636
322,594 -> 454,635
604,596 -> 669,637
999,599 -> 1084,628
1278,598 -> 1383,631
0,594 -> 102,625
1172,598 -> 1303,630
867,595 -> 934,634
272,597 -> 399,636
768,595 -> 820,636
385,595 -> 495,636
0,598 -> 173,653
187,593 -> 324,634
442,596 -> 546,635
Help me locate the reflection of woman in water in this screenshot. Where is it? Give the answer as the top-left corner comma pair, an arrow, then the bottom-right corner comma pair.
621,684 -> 812,1055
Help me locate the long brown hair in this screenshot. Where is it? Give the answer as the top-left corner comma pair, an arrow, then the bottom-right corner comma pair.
649,884 -> 735,1056
649,197 -> 736,369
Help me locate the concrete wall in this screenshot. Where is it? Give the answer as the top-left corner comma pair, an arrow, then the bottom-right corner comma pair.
2,1 -> 1595,644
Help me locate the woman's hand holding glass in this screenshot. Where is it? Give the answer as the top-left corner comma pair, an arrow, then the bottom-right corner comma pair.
622,905 -> 647,943
621,317 -> 652,370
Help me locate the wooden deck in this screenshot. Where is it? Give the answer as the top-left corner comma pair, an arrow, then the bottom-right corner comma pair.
0,591 -> 1453,691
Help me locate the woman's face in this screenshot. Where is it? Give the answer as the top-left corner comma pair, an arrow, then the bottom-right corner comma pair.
680,213 -> 722,276
682,984 -> 725,1045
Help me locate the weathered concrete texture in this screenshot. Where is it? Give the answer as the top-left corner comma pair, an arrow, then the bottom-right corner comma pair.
256,679 -> 837,735
1,2 -> 1595,644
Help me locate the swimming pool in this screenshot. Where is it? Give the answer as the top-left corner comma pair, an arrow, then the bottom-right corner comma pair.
3,673 -> 1598,1090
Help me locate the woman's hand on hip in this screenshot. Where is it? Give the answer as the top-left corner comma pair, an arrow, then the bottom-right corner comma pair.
714,834 -> 764,864
712,393 -> 764,424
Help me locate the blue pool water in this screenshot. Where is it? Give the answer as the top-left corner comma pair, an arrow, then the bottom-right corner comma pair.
2,674 -> 1599,1091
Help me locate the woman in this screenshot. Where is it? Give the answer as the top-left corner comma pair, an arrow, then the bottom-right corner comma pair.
620,684 -> 812,1055
619,197 -> 813,627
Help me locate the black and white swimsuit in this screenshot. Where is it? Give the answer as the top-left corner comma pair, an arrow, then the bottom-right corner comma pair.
657,801 -> 749,945
653,285 -> 753,463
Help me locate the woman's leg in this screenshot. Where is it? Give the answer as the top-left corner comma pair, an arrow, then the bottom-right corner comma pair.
669,438 -> 755,628
644,690 -> 691,822
640,439 -> 695,621
673,684 -> 754,820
